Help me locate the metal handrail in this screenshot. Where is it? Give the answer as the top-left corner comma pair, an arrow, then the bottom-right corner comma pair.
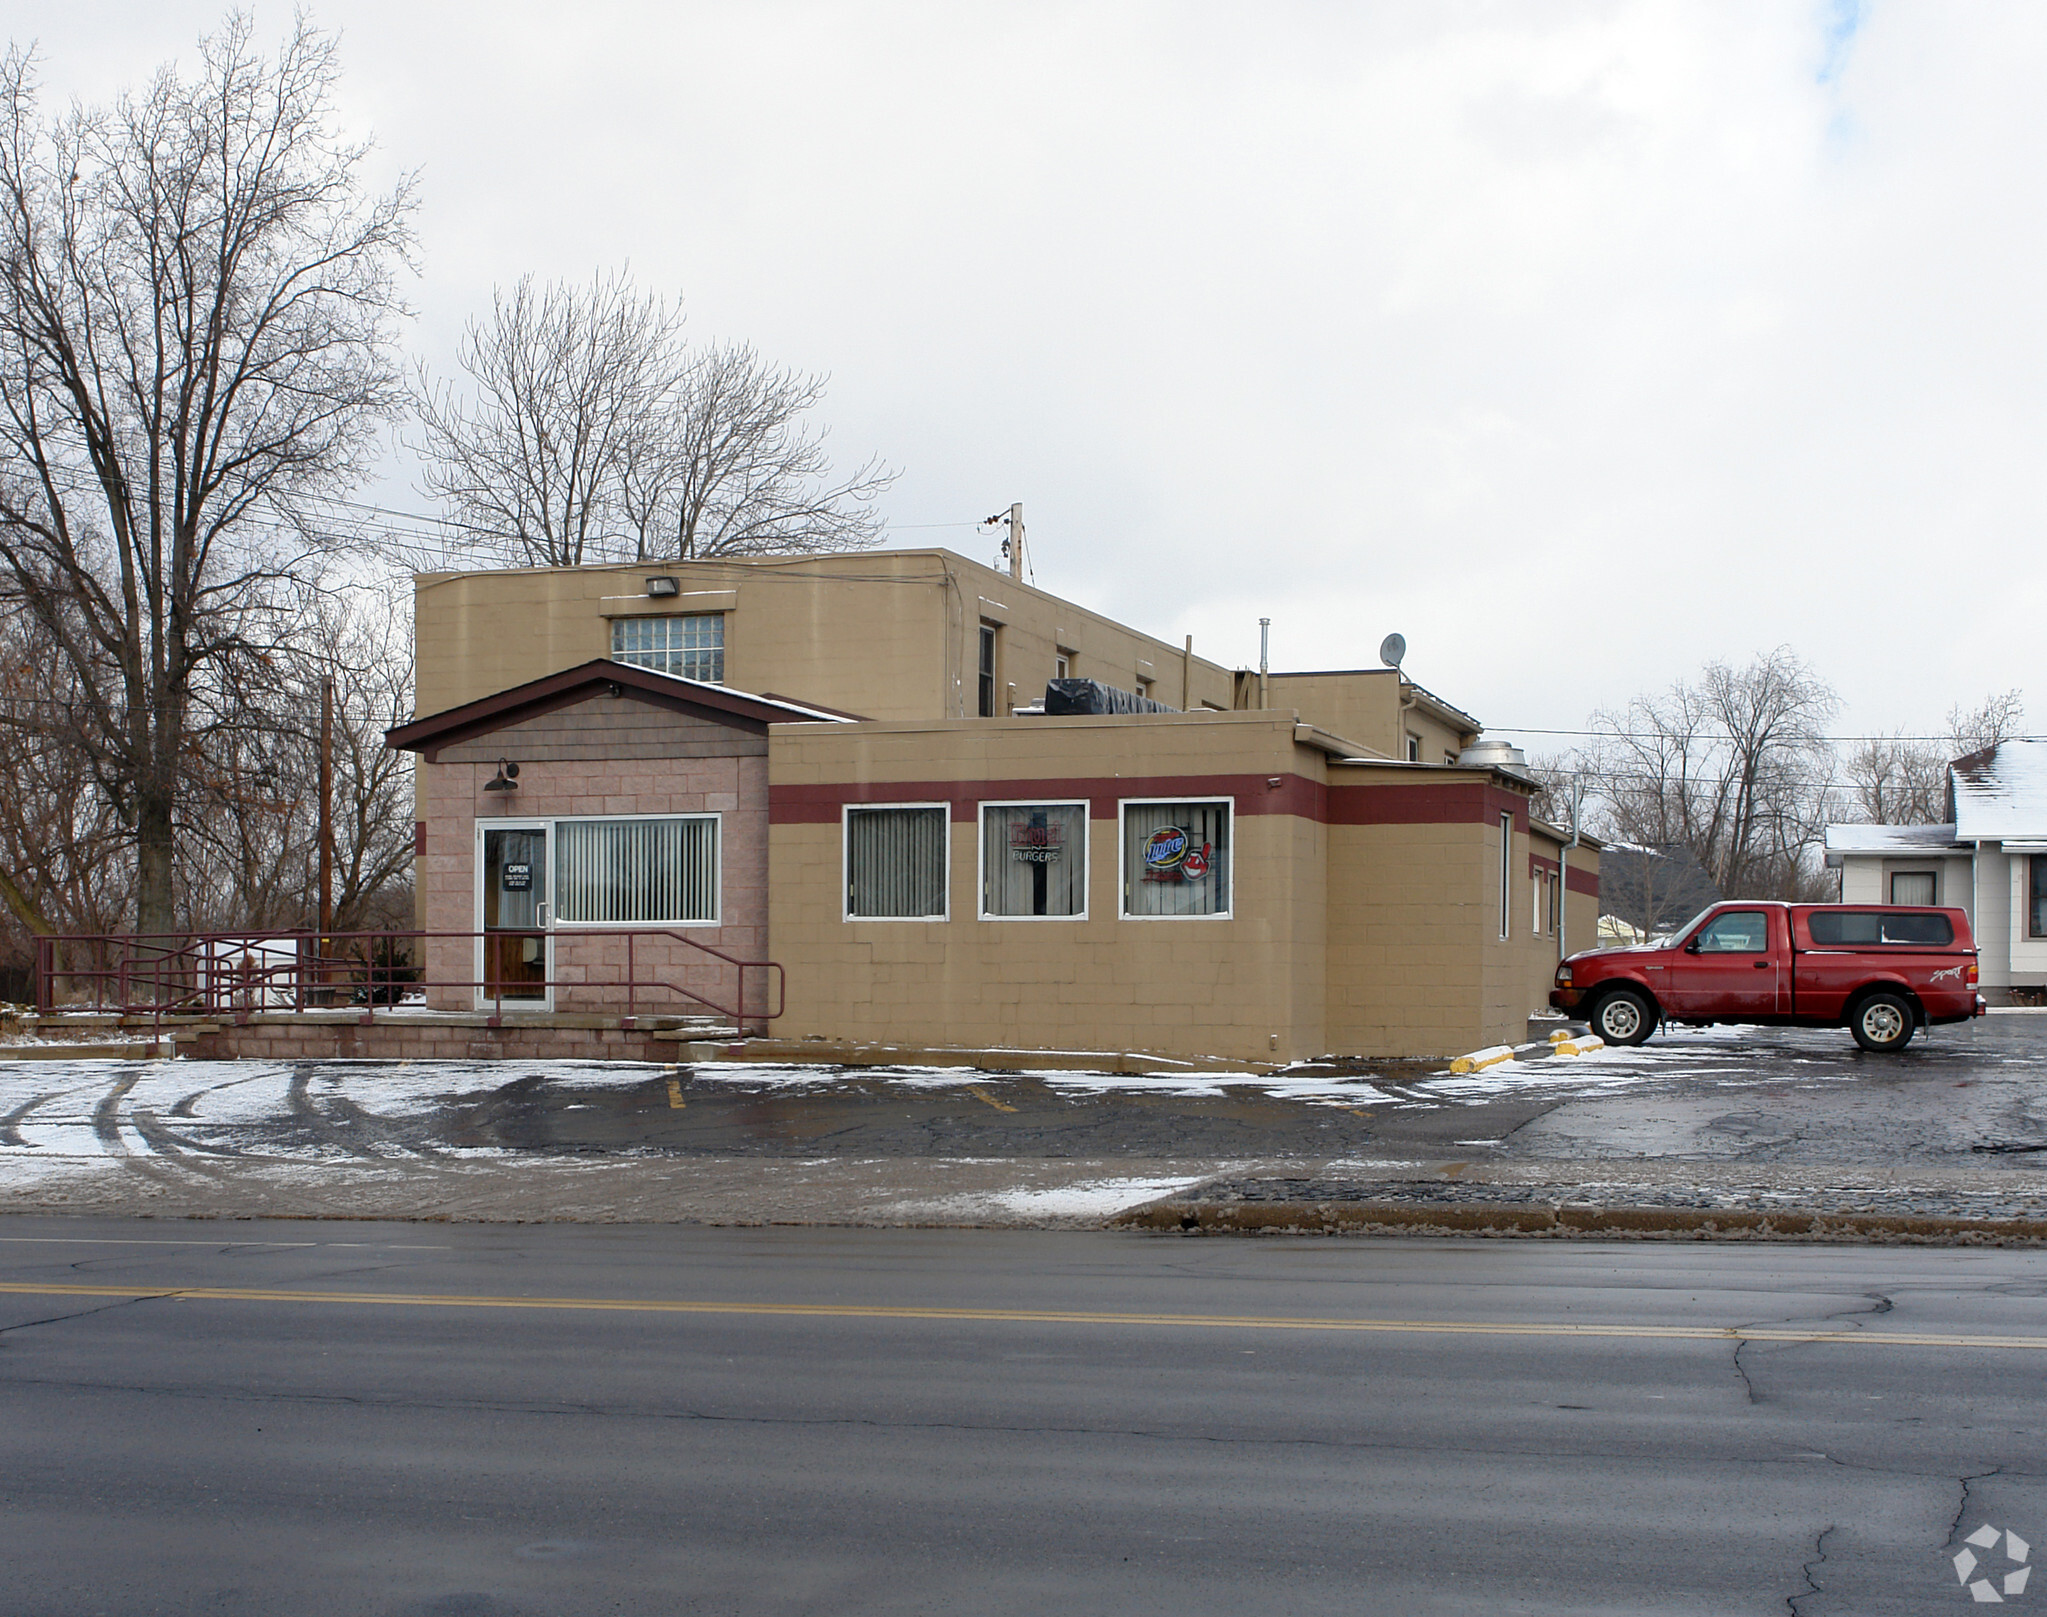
32,927 -> 786,1032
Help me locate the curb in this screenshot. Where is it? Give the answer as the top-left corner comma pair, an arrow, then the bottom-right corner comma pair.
0,1041 -> 175,1061
1112,1199 -> 2047,1246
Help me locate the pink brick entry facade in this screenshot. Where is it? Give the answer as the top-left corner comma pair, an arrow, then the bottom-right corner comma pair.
415,690 -> 773,1022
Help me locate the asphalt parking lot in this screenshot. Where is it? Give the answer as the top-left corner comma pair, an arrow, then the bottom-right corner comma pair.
0,1012 -> 2041,1230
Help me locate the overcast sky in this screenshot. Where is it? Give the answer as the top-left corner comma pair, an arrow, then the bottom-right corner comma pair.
9,2 -> 2044,746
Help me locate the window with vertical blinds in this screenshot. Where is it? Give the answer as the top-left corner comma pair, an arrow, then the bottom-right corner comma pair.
552,816 -> 718,923
846,806 -> 948,918
1121,800 -> 1231,918
982,803 -> 1088,918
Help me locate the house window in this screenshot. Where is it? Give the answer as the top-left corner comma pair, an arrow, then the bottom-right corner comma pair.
846,806 -> 948,919
981,803 -> 1088,918
1890,871 -> 1937,907
1054,652 -> 1070,680
978,624 -> 998,717
1122,800 -> 1231,918
1498,813 -> 1512,939
1406,734 -> 1421,762
611,613 -> 724,683
1135,675 -> 1154,704
1533,869 -> 1543,935
2032,855 -> 2047,939
553,816 -> 718,924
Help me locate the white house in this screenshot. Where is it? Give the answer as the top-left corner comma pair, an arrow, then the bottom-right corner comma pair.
1825,739 -> 2047,1003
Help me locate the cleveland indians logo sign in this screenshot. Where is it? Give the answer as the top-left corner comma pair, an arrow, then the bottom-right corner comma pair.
1142,826 -> 1210,883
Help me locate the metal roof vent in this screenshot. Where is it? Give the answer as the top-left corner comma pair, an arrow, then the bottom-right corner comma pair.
1456,739 -> 1528,772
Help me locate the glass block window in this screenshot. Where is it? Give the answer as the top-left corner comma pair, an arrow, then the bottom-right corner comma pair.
611,613 -> 724,683
982,803 -> 1087,918
553,817 -> 718,923
1121,800 -> 1230,918
847,806 -> 948,919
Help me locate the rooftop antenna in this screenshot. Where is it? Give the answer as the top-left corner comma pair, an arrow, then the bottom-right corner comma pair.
1382,633 -> 1417,758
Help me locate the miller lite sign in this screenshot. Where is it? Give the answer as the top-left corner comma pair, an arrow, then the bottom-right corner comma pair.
1142,826 -> 1209,882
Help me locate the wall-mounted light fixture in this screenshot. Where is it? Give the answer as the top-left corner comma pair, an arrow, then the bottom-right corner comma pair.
483,759 -> 521,793
645,576 -> 680,597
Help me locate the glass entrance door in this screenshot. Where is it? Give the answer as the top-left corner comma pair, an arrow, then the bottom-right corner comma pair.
481,825 -> 550,1008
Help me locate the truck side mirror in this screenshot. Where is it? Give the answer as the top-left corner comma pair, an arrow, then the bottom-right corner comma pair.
1684,936 -> 1702,955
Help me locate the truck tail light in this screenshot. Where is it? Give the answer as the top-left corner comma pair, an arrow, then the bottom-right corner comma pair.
1968,962 -> 1979,986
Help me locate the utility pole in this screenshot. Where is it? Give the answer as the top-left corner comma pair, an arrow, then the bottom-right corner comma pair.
317,676 -> 334,942
1004,503 -> 1024,581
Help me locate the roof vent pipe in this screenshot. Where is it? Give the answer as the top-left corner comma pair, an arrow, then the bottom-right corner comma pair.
1457,739 -> 1529,772
1258,617 -> 1270,710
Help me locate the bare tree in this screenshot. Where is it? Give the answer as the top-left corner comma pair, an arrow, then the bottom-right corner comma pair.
414,271 -> 894,567
179,582 -> 415,934
619,341 -> 893,560
1585,648 -> 1838,900
0,15 -> 414,934
1521,751 -> 1582,830
1842,689 -> 2025,824
413,272 -> 679,567
0,610 -> 131,993
1949,689 -> 2026,755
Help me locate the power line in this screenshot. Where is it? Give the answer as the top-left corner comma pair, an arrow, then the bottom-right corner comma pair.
1501,726 -> 2033,745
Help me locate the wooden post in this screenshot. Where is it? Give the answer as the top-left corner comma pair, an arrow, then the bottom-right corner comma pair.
318,675 -> 334,944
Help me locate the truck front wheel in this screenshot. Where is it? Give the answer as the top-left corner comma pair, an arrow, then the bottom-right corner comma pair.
1591,987 -> 1656,1047
1850,991 -> 1916,1053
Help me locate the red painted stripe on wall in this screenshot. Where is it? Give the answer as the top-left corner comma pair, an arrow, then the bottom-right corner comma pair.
769,774 -> 1326,824
1566,865 -> 1600,897
1325,780 -> 1530,831
771,773 -> 1533,830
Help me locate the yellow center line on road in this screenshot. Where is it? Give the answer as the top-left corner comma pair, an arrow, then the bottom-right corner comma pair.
967,1086 -> 1017,1113
665,1078 -> 686,1110
0,1281 -> 2042,1350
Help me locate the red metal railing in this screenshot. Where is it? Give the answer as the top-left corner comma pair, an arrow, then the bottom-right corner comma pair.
33,928 -> 785,1032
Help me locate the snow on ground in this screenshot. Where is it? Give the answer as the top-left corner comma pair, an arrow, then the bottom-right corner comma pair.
675,1061 -> 1399,1105
890,1174 -> 1214,1222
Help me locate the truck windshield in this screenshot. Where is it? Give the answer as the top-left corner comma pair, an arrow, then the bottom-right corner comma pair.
1654,908 -> 1715,949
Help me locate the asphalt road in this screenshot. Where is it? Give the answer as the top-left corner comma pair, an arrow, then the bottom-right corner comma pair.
1,1219 -> 2043,1614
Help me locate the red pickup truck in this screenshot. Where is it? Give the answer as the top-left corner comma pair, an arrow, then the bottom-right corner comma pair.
1550,902 -> 1984,1053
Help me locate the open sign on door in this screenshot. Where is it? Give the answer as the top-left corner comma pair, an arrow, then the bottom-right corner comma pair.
502,862 -> 532,891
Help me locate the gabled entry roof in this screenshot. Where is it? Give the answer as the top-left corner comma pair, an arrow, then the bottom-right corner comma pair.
386,659 -> 850,756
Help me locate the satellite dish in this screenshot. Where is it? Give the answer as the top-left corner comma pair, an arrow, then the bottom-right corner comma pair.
1378,633 -> 1406,671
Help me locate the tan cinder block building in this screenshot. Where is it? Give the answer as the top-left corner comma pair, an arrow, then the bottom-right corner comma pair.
768,713 -> 1597,1061
413,549 -> 1239,720
392,550 -> 1599,1060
